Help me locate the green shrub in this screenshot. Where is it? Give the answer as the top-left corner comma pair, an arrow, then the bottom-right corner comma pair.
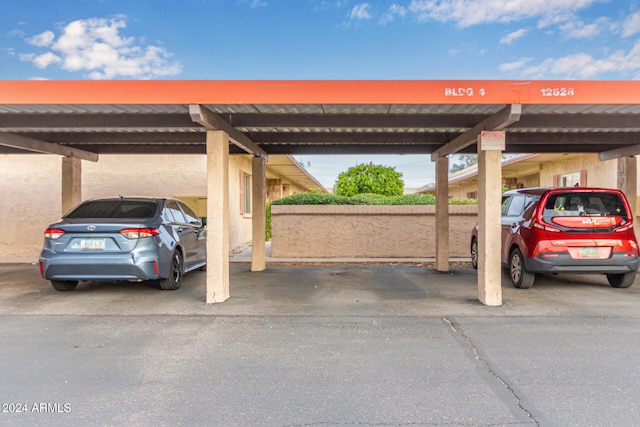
448,198 -> 478,205
272,192 -> 438,206
335,163 -> 404,197
272,193 -> 365,205
265,202 -> 272,241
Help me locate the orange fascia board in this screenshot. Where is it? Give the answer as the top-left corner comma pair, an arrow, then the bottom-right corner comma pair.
2,80 -> 640,105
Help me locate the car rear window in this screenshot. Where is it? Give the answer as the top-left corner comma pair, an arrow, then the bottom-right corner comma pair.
65,200 -> 158,219
542,192 -> 629,220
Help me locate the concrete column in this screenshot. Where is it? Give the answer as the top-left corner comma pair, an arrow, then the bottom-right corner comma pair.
206,130 -> 230,303
435,156 -> 449,272
252,156 -> 267,272
477,149 -> 502,306
61,157 -> 82,215
617,157 -> 638,238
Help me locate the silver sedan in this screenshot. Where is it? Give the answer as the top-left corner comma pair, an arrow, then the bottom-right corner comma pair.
39,197 -> 206,291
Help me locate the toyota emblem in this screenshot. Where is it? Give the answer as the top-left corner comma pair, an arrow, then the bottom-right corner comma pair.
87,225 -> 97,231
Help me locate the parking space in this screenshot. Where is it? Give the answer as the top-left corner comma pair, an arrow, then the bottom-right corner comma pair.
2,263 -> 640,426
2,263 -> 640,318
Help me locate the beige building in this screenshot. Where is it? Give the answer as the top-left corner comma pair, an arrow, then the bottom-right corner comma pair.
0,153 -> 322,262
417,153 -> 635,202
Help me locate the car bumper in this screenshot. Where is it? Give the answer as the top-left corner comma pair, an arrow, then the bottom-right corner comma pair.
39,250 -> 161,282
525,252 -> 640,274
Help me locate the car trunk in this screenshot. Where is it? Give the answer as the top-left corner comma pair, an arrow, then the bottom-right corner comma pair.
52,222 -> 149,254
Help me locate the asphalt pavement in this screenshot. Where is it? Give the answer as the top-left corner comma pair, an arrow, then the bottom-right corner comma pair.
1,261 -> 640,427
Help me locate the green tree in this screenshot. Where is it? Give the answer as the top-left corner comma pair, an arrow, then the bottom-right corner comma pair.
334,162 -> 404,196
449,154 -> 478,173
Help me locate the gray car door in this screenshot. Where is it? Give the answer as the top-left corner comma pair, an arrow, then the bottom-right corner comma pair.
177,201 -> 206,268
166,200 -> 199,269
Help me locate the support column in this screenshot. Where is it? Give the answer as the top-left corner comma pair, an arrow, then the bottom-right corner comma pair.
617,157 -> 638,237
435,156 -> 449,272
251,156 -> 267,272
477,149 -> 503,306
61,157 -> 82,215
206,131 -> 230,303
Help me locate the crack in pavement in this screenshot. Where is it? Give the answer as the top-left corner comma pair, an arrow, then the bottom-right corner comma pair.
443,317 -> 540,427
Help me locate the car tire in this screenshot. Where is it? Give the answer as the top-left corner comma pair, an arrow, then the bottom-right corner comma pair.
606,272 -> 636,288
471,238 -> 478,270
510,248 -> 535,289
159,251 -> 183,290
50,280 -> 78,291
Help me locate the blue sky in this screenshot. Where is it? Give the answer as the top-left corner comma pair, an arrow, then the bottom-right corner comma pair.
2,0 -> 640,188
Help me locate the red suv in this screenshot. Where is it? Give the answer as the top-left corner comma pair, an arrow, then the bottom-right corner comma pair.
471,187 -> 639,289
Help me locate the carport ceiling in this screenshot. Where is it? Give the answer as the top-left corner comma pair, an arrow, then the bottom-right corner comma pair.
2,80 -> 640,159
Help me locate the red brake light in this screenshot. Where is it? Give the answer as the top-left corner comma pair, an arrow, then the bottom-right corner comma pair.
120,228 -> 160,239
614,222 -> 634,232
44,228 -> 65,240
533,220 -> 561,233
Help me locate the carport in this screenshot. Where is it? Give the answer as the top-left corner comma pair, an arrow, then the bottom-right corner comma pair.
1,80 -> 640,306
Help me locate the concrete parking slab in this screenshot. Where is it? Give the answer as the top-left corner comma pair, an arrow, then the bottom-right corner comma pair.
1,263 -> 640,426
1,263 -> 640,317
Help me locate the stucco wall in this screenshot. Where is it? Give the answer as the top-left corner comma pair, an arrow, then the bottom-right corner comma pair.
0,155 -> 61,261
271,205 -> 477,258
0,154 -> 256,261
448,182 -> 478,200
539,153 -> 618,187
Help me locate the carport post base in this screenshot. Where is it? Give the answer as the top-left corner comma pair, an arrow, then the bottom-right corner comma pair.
477,148 -> 502,306
206,130 -> 230,304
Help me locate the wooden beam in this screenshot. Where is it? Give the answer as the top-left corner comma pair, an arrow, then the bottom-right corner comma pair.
0,133 -> 99,161
599,145 -> 640,161
431,104 -> 521,160
189,104 -> 267,160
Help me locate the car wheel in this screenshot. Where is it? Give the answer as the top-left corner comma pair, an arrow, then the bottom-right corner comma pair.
510,248 -> 535,289
606,272 -> 636,288
159,251 -> 183,290
50,280 -> 78,291
471,238 -> 478,270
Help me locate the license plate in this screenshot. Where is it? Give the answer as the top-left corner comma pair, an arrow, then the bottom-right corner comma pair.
579,247 -> 601,259
80,238 -> 105,251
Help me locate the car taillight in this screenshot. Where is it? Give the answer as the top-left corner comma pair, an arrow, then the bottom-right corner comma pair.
533,220 -> 561,233
44,228 -> 65,240
614,222 -> 634,232
120,228 -> 160,239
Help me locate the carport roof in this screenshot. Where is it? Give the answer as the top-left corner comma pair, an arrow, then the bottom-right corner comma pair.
2,80 -> 640,161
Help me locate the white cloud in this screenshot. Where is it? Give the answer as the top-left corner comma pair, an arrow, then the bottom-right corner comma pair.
19,17 -> 182,79
407,0 -> 599,28
559,17 -> 607,39
26,30 -> 55,47
515,41 -> 640,78
380,4 -> 407,25
622,12 -> 640,37
499,57 -> 532,72
32,52 -> 62,68
500,28 -> 527,44
351,3 -> 373,20
237,0 -> 267,8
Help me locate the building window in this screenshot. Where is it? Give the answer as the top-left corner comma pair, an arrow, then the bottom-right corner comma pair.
241,172 -> 252,215
554,170 -> 586,187
467,191 -> 477,199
